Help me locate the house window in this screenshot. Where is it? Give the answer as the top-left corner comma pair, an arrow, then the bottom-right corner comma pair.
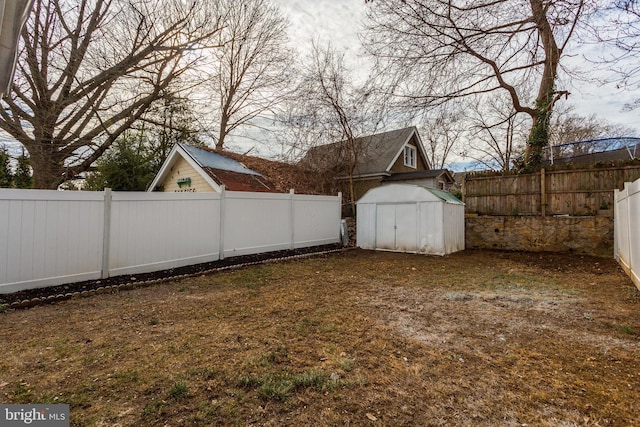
404,145 -> 417,168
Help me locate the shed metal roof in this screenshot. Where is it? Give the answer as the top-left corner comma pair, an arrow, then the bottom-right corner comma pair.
425,187 -> 463,204
357,183 -> 463,205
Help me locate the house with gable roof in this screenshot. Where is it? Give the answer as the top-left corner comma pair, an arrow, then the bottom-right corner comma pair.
301,126 -> 455,202
147,143 -> 275,193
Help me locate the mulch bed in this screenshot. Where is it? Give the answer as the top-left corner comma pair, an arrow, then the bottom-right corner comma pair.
0,243 -> 343,308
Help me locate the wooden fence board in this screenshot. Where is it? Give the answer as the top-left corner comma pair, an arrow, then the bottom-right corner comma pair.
463,165 -> 640,216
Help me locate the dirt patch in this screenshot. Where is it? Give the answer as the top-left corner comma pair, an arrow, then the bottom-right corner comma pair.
1,249 -> 639,426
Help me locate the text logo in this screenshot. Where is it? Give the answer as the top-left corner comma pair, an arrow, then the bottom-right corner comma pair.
0,405 -> 69,426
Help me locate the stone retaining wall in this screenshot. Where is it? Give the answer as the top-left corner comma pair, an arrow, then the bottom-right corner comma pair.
465,215 -> 614,257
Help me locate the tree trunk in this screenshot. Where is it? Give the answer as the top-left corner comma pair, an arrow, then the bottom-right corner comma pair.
216,112 -> 229,151
524,104 -> 548,171
523,0 -> 563,171
347,137 -> 358,217
28,146 -> 65,190
347,171 -> 357,218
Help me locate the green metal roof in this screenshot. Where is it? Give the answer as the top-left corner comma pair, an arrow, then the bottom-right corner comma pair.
424,187 -> 463,204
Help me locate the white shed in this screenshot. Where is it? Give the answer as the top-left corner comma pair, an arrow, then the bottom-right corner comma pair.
356,184 -> 465,255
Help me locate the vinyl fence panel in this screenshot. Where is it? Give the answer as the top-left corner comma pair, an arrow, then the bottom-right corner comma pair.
0,190 -> 104,292
108,192 -> 222,277
615,179 -> 640,290
628,179 -> 640,288
615,188 -> 629,269
293,194 -> 342,248
0,189 -> 340,293
223,191 -> 293,257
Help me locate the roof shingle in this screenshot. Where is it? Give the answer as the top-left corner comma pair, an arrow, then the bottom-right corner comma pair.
301,127 -> 424,176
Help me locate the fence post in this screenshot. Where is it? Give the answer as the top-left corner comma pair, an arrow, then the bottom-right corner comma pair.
219,186 -> 226,260
540,168 -> 546,217
625,182 -> 632,276
290,189 -> 295,250
614,189 -> 619,261
101,188 -> 112,279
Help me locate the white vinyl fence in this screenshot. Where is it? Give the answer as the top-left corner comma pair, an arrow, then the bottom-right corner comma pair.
614,179 -> 640,290
0,189 -> 341,293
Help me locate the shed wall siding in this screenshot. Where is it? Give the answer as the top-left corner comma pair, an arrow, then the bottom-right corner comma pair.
356,202 -> 376,249
160,157 -> 215,192
443,202 -> 465,253
418,202 -> 445,254
356,185 -> 465,256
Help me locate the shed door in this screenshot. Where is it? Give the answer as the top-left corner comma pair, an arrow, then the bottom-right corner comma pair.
375,204 -> 417,252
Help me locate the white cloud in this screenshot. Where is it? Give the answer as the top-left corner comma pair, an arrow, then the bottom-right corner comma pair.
279,0 -> 367,64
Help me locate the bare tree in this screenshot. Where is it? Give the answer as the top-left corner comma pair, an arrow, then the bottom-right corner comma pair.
465,94 -> 530,171
547,105 -> 636,159
289,42 -> 381,215
363,0 -> 593,170
551,106 -> 634,145
0,0 -> 223,189
416,105 -> 465,170
134,89 -> 204,169
209,0 -> 293,152
594,1 -> 640,109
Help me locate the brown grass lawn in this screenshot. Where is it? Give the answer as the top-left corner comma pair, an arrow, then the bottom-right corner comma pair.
1,249 -> 639,426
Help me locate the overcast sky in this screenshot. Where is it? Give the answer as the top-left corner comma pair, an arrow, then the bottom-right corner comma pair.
279,0 -> 367,58
278,0 -> 640,135
2,1 -> 637,168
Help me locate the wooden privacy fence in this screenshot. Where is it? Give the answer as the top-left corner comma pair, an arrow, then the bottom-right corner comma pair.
0,189 -> 341,293
615,178 -> 640,290
463,165 -> 640,216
